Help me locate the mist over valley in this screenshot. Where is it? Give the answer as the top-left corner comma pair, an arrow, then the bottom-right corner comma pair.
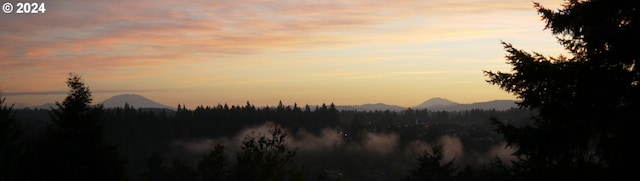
9,94 -> 530,180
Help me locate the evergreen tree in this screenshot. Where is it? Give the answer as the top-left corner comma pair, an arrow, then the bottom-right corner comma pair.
30,73 -> 127,180
197,144 -> 228,181
405,145 -> 457,181
485,0 -> 638,179
0,95 -> 24,180
195,126 -> 303,181
234,126 -> 303,181
166,158 -> 197,181
144,152 -> 167,181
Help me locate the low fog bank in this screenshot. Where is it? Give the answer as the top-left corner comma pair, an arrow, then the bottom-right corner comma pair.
10,106 -> 531,180
171,122 -> 516,180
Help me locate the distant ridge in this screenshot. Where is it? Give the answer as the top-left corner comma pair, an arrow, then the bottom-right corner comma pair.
14,96 -> 515,111
101,94 -> 174,109
336,103 -> 406,112
336,98 -> 518,112
32,103 -> 57,110
421,100 -> 518,111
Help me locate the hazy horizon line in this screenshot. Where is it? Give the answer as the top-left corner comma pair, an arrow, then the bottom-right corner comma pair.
5,93 -> 518,109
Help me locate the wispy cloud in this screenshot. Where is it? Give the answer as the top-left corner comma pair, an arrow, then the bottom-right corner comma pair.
0,0 -> 564,106
1,0 -> 563,69
2,89 -> 164,96
2,91 -> 67,96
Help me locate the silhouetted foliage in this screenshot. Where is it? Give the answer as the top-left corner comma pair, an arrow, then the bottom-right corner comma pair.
144,152 -> 168,181
166,158 -> 197,181
11,102 -> 533,180
405,145 -> 457,181
197,144 -> 228,181
485,0 -> 639,179
234,126 -> 303,181
191,126 -> 303,181
0,95 -> 25,180
26,73 -> 127,180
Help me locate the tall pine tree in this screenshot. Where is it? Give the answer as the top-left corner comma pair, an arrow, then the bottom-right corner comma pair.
29,73 -> 127,180
485,0 -> 638,179
0,95 -> 24,180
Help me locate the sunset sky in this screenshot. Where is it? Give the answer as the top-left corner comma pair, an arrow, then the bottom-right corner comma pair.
0,0 -> 567,108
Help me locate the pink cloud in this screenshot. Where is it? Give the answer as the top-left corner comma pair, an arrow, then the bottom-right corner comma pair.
0,0 -> 563,96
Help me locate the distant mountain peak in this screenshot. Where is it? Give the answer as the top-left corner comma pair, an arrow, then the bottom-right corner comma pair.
415,97 -> 458,108
101,94 -> 174,109
413,97 -> 518,111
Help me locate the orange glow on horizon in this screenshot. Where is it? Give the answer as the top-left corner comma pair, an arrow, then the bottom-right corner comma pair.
1,0 -> 565,107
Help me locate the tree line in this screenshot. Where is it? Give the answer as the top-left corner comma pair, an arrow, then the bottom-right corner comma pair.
2,73 -> 534,180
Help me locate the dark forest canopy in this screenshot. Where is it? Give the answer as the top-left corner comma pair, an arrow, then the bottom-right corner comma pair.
8,100 -> 533,180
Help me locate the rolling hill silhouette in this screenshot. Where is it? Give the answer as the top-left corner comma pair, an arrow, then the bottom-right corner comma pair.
337,97 -> 517,111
